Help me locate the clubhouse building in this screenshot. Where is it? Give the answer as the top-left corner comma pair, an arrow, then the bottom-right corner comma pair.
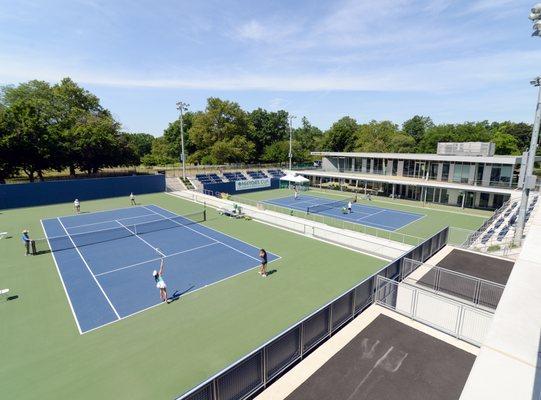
298,142 -> 539,210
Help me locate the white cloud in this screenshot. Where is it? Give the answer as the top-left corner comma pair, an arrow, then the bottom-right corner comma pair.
1,49 -> 539,94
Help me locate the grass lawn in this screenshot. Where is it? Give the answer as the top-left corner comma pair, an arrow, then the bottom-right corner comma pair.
232,188 -> 492,246
0,192 -> 386,399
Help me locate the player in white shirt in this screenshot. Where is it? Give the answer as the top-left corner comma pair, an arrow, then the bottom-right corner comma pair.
74,199 -> 80,214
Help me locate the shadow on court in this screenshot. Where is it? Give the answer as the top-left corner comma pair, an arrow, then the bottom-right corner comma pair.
286,315 -> 475,400
168,285 -> 195,303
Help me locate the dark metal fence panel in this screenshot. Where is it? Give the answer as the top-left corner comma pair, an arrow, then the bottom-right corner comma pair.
385,259 -> 400,280
185,384 -> 214,400
354,280 -> 373,314
265,327 -> 301,380
331,292 -> 354,331
216,352 -> 263,400
302,307 -> 330,352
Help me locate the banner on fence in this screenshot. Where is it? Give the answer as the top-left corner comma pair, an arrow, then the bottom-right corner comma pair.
235,178 -> 271,191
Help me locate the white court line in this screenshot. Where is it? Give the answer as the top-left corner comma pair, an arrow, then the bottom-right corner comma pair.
66,212 -> 158,230
40,219 -> 83,335
53,205 -> 151,221
317,209 -> 400,231
80,252 -> 281,335
94,242 -> 220,277
114,220 -> 165,257
395,213 -> 427,231
354,210 -> 385,221
56,217 -> 121,320
143,205 -> 262,262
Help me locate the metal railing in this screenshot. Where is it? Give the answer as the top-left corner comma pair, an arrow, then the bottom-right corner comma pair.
375,276 -> 493,346
400,258 -> 505,309
461,199 -> 511,248
306,166 -> 520,189
174,227 -> 449,400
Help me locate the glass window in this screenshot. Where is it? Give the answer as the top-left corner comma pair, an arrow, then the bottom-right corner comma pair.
476,164 -> 484,183
403,160 -> 415,177
442,162 -> 450,180
453,163 -> 462,183
429,163 -> 438,179
461,164 -> 470,183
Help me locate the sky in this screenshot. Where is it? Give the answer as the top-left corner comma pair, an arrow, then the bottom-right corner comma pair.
0,0 -> 539,136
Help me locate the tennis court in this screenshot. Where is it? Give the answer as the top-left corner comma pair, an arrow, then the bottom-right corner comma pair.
264,194 -> 425,231
40,204 -> 279,333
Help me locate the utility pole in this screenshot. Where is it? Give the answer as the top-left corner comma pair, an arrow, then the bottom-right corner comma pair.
288,115 -> 296,170
516,4 -> 541,243
176,101 -> 189,179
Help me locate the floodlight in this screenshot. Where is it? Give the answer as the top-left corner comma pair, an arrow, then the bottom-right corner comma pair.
532,3 -> 541,13
529,12 -> 541,20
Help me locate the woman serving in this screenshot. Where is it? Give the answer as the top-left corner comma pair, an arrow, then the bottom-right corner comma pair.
153,257 -> 170,303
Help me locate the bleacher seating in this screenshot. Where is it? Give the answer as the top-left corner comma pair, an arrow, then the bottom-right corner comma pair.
267,169 -> 285,178
195,173 -> 224,184
246,170 -> 268,179
223,172 -> 247,182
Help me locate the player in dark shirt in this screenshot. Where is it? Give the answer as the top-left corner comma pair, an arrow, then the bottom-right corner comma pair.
258,249 -> 268,277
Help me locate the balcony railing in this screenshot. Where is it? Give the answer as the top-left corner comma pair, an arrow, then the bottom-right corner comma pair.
294,166 -> 520,189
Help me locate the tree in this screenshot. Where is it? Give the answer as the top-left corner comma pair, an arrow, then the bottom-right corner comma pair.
0,108 -> 18,183
123,132 -> 154,159
189,98 -> 255,150
323,116 -> 358,151
493,132 -> 520,155
355,120 -> 403,152
262,140 -> 306,163
209,136 -> 255,164
402,115 -> 433,141
162,112 -> 198,162
248,108 -> 289,158
71,115 -> 137,174
141,137 -> 177,166
1,99 -> 62,181
495,122 -> 532,151
294,117 -> 324,155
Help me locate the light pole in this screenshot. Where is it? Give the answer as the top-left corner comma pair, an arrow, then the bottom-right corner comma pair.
176,101 -> 189,179
288,115 -> 296,170
515,4 -> 541,243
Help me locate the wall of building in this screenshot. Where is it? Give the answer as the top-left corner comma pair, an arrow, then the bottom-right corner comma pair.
321,157 -> 338,171
203,178 -> 280,195
0,174 -> 165,209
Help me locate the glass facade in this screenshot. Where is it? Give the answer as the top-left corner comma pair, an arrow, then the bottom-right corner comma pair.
452,163 -> 471,184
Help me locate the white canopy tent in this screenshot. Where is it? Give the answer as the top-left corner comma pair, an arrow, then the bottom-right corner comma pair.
279,174 -> 310,190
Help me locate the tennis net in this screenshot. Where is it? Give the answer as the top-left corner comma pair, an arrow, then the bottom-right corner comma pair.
306,198 -> 353,214
34,210 -> 206,254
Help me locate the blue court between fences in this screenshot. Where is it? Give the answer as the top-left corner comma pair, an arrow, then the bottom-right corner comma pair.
40,204 -> 279,334
264,194 -> 425,231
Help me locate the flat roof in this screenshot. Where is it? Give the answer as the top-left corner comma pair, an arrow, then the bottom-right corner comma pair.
311,151 -> 532,165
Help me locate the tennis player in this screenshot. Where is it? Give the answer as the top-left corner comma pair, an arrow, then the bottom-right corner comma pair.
294,186 -> 299,200
347,201 -> 352,213
258,249 -> 268,277
21,229 -> 31,256
74,199 -> 80,214
153,258 -> 169,303
130,192 -> 136,206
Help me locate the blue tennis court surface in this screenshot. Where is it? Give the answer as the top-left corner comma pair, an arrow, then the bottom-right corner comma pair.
264,194 -> 424,231
41,204 -> 279,334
